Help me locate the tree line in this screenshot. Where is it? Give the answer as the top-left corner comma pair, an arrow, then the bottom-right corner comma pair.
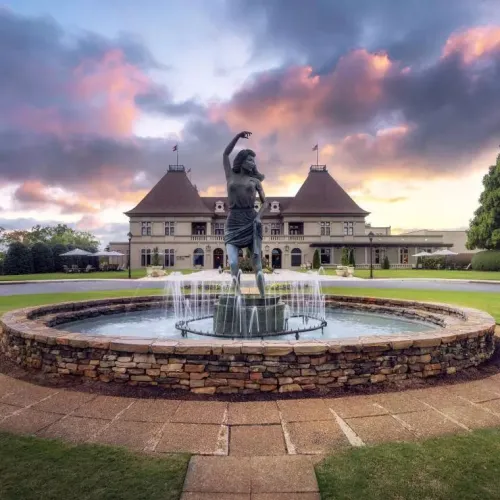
0,224 -> 99,275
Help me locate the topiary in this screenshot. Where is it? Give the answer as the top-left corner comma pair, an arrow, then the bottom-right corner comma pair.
341,248 -> 350,266
382,255 -> 390,269
348,248 -> 355,267
312,249 -> 320,269
471,250 -> 500,271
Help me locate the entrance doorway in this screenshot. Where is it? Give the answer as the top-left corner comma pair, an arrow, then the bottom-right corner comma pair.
213,248 -> 224,269
272,248 -> 282,269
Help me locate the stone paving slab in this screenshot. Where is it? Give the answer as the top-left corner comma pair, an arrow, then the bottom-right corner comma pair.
345,415 -> 416,444
93,419 -> 163,451
0,408 -> 62,434
32,391 -> 97,414
1,385 -> 56,407
172,401 -> 227,424
0,402 -> 18,418
156,423 -> 222,454
371,392 -> 428,414
287,420 -> 350,454
119,399 -> 181,422
39,415 -> 109,443
277,399 -> 333,422
227,402 -> 280,425
327,395 -> 389,419
394,410 -> 467,439
181,494 -> 250,500
72,395 -> 133,419
229,425 -> 286,456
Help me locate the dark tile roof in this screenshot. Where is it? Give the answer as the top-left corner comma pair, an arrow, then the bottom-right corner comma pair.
125,169 -> 212,216
283,166 -> 369,216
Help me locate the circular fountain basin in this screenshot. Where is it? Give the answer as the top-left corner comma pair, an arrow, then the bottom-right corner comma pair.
0,295 -> 495,394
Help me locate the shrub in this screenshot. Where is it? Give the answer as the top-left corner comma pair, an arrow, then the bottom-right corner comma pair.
348,249 -> 355,266
341,248 -> 350,266
471,250 -> 500,271
421,257 -> 445,270
32,242 -> 54,273
4,242 -> 34,275
152,247 -> 161,266
238,257 -> 254,273
312,249 -> 320,270
382,255 -> 390,269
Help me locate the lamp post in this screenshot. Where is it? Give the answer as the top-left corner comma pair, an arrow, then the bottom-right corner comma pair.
127,231 -> 132,279
368,231 -> 374,279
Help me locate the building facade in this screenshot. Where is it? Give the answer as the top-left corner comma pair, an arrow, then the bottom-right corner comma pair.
110,164 -> 462,270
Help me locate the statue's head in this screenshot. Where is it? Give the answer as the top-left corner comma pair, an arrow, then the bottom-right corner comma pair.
233,149 -> 265,181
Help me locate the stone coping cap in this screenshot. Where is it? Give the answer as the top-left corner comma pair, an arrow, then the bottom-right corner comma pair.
1,295 -> 495,355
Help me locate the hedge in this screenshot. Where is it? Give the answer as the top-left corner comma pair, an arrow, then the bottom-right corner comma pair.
471,250 -> 500,271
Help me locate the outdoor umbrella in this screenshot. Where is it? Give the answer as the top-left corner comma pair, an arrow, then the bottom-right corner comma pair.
412,251 -> 432,257
93,250 -> 124,256
60,249 -> 93,256
430,249 -> 458,256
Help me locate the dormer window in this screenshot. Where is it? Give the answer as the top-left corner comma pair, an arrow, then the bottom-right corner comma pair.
270,201 -> 280,213
215,201 -> 225,213
254,199 -> 261,211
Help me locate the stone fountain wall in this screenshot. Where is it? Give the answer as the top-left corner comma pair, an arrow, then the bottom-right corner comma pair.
0,296 -> 496,394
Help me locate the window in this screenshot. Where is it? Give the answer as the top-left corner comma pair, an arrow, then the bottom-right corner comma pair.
215,201 -> 225,213
141,222 -> 152,236
374,248 -> 386,265
270,201 -> 280,212
193,248 -> 204,267
289,223 -> 303,235
164,249 -> 175,267
343,222 -> 354,236
321,222 -> 330,236
320,248 -> 331,265
164,221 -> 175,236
140,248 -> 152,266
399,247 -> 409,265
271,223 -> 281,235
192,223 -> 206,235
291,248 -> 302,267
254,199 -> 261,211
213,223 -> 224,236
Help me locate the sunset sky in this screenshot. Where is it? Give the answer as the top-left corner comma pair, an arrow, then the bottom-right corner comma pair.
2,0 -> 500,244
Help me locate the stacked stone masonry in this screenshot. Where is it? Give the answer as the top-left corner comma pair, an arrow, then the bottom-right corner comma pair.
0,295 -> 495,394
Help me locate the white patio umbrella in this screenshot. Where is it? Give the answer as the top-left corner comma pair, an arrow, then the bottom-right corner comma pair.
412,251 -> 432,257
60,248 -> 93,256
431,249 -> 458,256
93,250 -> 124,256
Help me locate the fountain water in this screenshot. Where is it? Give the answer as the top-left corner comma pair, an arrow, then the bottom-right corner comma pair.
164,274 -> 327,339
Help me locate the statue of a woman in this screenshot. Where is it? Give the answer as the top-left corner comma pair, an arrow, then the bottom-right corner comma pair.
223,131 -> 266,298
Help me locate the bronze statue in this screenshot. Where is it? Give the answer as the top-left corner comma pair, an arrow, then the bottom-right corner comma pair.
223,131 -> 266,298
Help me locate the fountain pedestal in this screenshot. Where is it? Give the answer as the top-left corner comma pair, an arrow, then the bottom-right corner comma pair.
213,294 -> 286,337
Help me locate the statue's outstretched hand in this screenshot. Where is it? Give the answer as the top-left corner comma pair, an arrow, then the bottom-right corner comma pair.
239,131 -> 252,139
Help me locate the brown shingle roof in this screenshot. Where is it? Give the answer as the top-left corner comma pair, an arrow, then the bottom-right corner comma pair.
125,169 -> 212,216
283,166 -> 369,216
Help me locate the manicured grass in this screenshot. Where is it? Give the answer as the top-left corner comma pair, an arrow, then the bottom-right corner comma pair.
0,270 -> 146,281
316,428 -> 500,500
352,269 -> 500,280
323,286 -> 500,323
0,431 -> 189,500
0,289 -> 162,316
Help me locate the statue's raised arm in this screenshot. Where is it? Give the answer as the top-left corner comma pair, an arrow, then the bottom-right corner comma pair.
223,131 -> 252,179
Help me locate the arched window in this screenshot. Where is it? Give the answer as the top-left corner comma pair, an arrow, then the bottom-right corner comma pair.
291,248 -> 302,267
193,248 -> 204,267
213,248 -> 224,269
271,248 -> 282,269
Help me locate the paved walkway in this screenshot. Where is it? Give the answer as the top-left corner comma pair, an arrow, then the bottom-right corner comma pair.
2,372 -> 500,498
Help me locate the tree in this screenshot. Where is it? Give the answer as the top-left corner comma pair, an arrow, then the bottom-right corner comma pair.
152,247 -> 161,266
32,242 -> 54,273
52,244 -> 69,272
341,247 -> 350,266
4,242 -> 33,275
382,255 -> 390,269
467,153 -> 500,250
348,248 -> 355,266
312,249 -> 320,269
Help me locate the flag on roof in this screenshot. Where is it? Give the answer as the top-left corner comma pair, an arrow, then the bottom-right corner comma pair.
172,144 -> 178,152
312,144 -> 318,151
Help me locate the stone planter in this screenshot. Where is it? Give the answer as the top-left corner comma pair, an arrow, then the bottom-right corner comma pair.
347,266 -> 354,277
336,266 -> 348,277
147,266 -> 165,277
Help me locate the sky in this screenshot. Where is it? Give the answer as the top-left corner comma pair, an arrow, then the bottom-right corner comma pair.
2,0 -> 500,245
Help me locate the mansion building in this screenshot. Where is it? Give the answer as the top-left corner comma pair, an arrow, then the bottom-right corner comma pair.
110,164 -> 468,270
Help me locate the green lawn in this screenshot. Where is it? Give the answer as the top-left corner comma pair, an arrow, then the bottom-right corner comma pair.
316,428 -> 500,500
0,269 -> 198,281
323,286 -> 500,323
352,269 -> 500,280
0,431 -> 188,500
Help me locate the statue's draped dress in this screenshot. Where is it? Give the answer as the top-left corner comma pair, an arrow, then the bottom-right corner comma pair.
224,174 -> 262,260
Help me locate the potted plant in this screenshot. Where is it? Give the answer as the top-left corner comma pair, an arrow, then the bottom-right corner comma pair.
148,248 -> 165,277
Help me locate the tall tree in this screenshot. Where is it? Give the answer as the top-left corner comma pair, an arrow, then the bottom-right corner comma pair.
4,242 -> 33,275
467,153 -> 500,250
32,242 -> 54,273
